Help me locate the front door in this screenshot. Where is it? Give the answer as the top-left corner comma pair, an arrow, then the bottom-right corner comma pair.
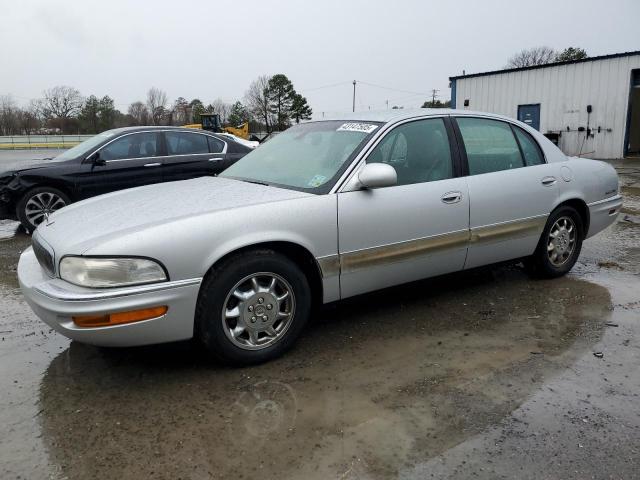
75,131 -> 164,199
453,116 -> 559,269
518,104 -> 541,131
337,117 -> 470,299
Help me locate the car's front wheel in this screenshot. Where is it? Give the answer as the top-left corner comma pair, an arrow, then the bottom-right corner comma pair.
526,205 -> 584,278
195,249 -> 311,365
16,186 -> 70,233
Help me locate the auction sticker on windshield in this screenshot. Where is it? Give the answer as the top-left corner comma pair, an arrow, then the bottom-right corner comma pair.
337,123 -> 378,133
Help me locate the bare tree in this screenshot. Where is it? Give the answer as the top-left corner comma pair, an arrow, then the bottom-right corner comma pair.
506,46 -> 556,68
245,75 -> 272,133
128,101 -> 149,125
0,95 -> 19,135
171,97 -> 190,126
146,87 -> 168,125
16,101 -> 41,134
208,98 -> 231,125
41,86 -> 83,132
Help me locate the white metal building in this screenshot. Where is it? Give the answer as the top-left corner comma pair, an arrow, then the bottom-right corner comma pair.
449,51 -> 640,159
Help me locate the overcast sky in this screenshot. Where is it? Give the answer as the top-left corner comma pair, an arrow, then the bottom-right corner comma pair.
2,0 -> 639,118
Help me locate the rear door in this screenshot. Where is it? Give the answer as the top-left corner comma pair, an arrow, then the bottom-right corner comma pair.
453,116 -> 559,268
162,131 -> 228,182
76,131 -> 164,199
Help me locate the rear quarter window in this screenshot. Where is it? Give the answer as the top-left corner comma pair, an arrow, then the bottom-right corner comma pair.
513,126 -> 545,166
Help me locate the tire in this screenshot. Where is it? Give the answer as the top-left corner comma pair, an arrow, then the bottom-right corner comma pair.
195,249 -> 311,366
16,186 -> 70,233
525,205 -> 584,278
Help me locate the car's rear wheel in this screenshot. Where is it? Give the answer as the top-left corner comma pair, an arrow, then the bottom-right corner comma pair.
195,249 -> 311,365
526,205 -> 584,278
16,186 -> 70,233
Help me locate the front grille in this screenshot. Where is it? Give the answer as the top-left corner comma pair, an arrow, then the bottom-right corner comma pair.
32,236 -> 55,277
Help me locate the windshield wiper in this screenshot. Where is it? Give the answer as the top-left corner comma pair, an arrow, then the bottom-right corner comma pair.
242,179 -> 270,187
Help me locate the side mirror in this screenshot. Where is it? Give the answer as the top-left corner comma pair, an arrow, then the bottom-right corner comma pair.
358,163 -> 397,189
88,151 -> 105,166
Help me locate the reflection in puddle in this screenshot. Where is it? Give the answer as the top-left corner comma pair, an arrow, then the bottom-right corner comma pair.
36,268 -> 612,479
228,380 -> 298,446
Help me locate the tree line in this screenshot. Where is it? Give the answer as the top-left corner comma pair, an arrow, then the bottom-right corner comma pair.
0,73 -> 312,136
506,46 -> 588,69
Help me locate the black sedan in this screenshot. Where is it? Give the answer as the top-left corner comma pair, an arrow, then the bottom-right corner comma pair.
0,126 -> 252,232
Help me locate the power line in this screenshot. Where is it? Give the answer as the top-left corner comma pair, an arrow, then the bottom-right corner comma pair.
355,80 -> 431,97
299,81 -> 353,92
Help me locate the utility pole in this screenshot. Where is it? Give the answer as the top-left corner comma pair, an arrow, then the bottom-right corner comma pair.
352,80 -> 356,112
430,89 -> 439,106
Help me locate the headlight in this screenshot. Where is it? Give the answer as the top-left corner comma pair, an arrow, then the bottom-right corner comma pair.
59,257 -> 168,288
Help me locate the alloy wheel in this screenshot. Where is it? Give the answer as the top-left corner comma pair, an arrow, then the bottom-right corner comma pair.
547,216 -> 577,266
24,192 -> 66,226
221,272 -> 296,350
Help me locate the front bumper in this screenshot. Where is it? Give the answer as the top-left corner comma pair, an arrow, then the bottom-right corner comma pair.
0,200 -> 16,220
586,194 -> 623,239
18,247 -> 202,347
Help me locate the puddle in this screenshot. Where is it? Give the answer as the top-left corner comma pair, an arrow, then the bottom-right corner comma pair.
30,269 -> 611,480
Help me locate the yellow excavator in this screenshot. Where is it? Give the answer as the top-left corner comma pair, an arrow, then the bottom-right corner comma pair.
183,114 -> 250,140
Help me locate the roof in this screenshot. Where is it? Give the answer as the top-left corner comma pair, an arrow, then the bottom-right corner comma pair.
108,125 -> 206,133
105,126 -> 244,144
318,108 -> 522,124
449,50 -> 640,81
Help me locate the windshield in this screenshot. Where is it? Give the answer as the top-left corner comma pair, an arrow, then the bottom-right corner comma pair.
220,120 -> 382,193
53,131 -> 118,161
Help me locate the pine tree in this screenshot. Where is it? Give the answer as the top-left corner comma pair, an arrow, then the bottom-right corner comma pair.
267,74 -> 295,131
290,93 -> 312,123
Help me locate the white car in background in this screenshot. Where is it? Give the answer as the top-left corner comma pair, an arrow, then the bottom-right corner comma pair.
18,110 -> 622,365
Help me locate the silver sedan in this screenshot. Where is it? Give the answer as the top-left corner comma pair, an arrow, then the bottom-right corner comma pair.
18,110 -> 622,365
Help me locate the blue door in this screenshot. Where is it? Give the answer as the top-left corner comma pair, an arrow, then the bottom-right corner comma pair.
518,104 -> 541,131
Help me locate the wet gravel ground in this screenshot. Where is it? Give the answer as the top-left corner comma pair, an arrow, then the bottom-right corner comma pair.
0,159 -> 639,480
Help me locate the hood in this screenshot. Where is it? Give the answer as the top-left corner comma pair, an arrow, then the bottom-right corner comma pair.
0,158 -> 69,176
36,176 -> 312,253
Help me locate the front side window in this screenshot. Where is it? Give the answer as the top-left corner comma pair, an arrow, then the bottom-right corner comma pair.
513,126 -> 544,166
220,120 -> 381,193
99,132 -> 160,161
457,118 -> 524,175
166,132 -> 210,155
56,131 -> 117,161
367,118 -> 453,185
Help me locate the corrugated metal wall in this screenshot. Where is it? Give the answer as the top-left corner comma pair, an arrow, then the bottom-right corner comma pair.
454,55 -> 640,159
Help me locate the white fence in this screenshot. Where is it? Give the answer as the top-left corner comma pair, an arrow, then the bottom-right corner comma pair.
0,135 -> 93,149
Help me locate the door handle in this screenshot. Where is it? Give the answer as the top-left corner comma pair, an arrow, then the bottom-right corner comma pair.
144,162 -> 161,167
541,176 -> 557,186
441,191 -> 462,204
208,157 -> 224,162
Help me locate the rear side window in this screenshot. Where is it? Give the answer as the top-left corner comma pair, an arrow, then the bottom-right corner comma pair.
513,126 -> 544,166
166,132 -> 209,155
457,118 -> 524,175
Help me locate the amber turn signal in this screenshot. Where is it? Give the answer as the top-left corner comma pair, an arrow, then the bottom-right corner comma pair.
73,306 -> 168,328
